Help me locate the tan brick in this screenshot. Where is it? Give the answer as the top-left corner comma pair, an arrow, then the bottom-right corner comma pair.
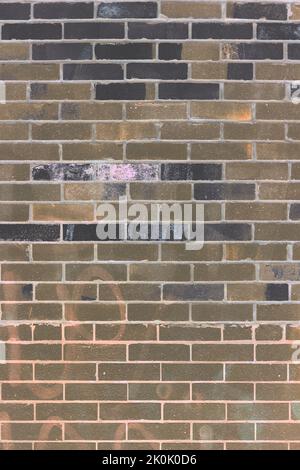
0,123 -> 28,140
292,285 -> 300,301
31,83 -> 91,101
260,183 -> 300,200
256,64 -> 300,81
36,404 -> 98,421
0,103 -> 58,120
0,244 -> 29,261
6,343 -> 61,361
0,164 -> 29,181
257,103 -> 300,121
98,243 -> 158,261
224,123 -> 285,141
260,263 -> 300,281
193,383 -> 254,401
64,183 -> 125,201
192,304 -> 253,322
63,143 -> 123,161
96,324 -> 157,341
226,162 -> 288,180
100,403 -> 161,421
128,303 -> 189,322
128,423 -> 190,441
130,263 -> 190,281
181,42 -> 220,60
62,102 -> 122,120
99,284 -> 160,301
126,102 -> 187,120
160,324 -> 221,341
65,303 -> 122,322
129,383 -> 189,401
0,143 -> 59,161
228,403 -> 289,421
227,283 -> 271,301
0,64 -> 59,80
96,122 -> 156,141
193,344 -> 254,362
161,122 -> 220,140
191,103 -> 252,121
66,263 -> 127,282
130,183 -> 191,200
127,142 -> 187,160
192,142 -> 252,160
0,184 -> 60,201
193,423 -> 254,441
129,344 -> 190,361
33,244 -> 94,261
255,324 -> 283,341
293,244 -> 300,260
257,143 -> 300,160
0,364 -> 32,381
224,83 -> 285,101
192,63 -> 228,80
292,4 -> 300,19
33,204 -> 94,221
161,1 -> 221,18
35,363 -> 96,381
257,304 -> 300,322
257,424 -> 300,441
36,283 -> 97,301
65,423 -> 124,441
226,203 -> 287,221
99,363 -> 160,381
6,83 -> 27,101
0,43 -> 29,60
2,264 -> 62,282
226,364 -> 287,382
1,303 -> 62,321
2,423 -> 62,441
288,123 -> 300,141
0,204 -> 29,221
164,403 -> 225,421
0,404 -> 33,421
32,123 -> 92,141
194,263 -> 255,281
65,344 -> 126,362
256,223 -> 300,241
226,243 -> 287,261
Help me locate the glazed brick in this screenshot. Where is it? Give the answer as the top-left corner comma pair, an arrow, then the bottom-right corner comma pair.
3,24 -> 62,40
34,3 -> 94,19
64,23 -> 124,39
161,164 -> 222,181
159,83 -> 219,100
258,24 -> 300,40
96,83 -> 148,101
127,63 -> 187,80
128,22 -> 188,39
33,43 -> 93,61
228,2 -> 287,20
192,23 -> 253,40
0,224 -> 60,242
227,63 -> 253,81
98,2 -> 157,18
96,43 -> 153,60
64,64 -> 123,81
0,3 -> 30,20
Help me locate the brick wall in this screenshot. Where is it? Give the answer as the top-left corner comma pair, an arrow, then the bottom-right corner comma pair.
0,0 -> 300,450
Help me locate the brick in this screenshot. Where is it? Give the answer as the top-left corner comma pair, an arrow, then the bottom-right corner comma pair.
96,122 -> 156,141
0,43 -> 29,60
162,163 -> 222,181
66,263 -> 126,282
65,23 -> 124,39
193,423 -> 254,441
96,43 -> 153,60
128,423 -> 190,441
192,304 -> 253,322
3,24 -> 62,40
35,363 -> 96,381
127,63 -> 187,80
129,344 -> 190,361
257,424 -> 300,441
163,284 -> 224,301
224,123 -> 284,141
159,42 -> 219,61
33,244 -> 93,261
31,83 -> 91,101
256,64 -> 300,81
193,344 -> 253,362
33,204 -> 94,222
100,403 -> 161,420
222,43 -> 283,60
63,143 -> 122,161
0,143 -> 59,161
65,423 -> 124,441
129,383 -> 189,401
227,2 -> 287,20
194,263 -> 255,282
34,2 -> 94,19
228,403 -> 289,421
226,243 -> 287,261
228,283 -> 288,301
258,24 -> 300,40
99,283 -> 161,301
164,404 -> 225,421
160,325 -> 221,342
159,83 -> 220,100
130,182 -> 191,200
0,3 -> 30,19
193,383 -> 253,401
126,102 -> 187,120
128,23 -> 188,39
224,83 -> 285,101
96,324 -> 156,341
256,324 -> 283,341
99,363 -> 160,381
98,2 -> 157,18
127,143 -> 187,160
36,283 -> 97,301
162,1 -> 221,18
32,123 -> 92,141
227,63 -> 253,80
0,164 -> 29,181
33,43 -> 93,61
194,183 -> 255,201
191,102 -> 252,121
130,263 -> 190,282
226,203 -> 287,221
2,423 -> 62,441
128,303 -> 189,322
64,64 -> 123,81
192,143 -> 252,161
65,344 -> 126,362
0,123 -> 28,140
193,23 -> 253,39
0,244 -> 29,261
226,162 -> 288,180
226,364 -> 287,382
2,264 -> 61,282
96,83 -> 155,101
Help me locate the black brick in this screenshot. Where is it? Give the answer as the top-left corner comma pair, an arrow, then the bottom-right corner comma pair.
159,43 -> 182,61
34,2 -> 94,19
159,83 -> 220,100
32,164 -> 94,181
65,22 -> 124,39
194,183 -> 255,200
96,83 -> 147,100
129,22 -> 188,39
288,45 -> 300,61
98,2 -> 157,18
95,43 -> 153,60
33,43 -> 93,61
63,64 -> 123,80
231,2 -> 287,20
236,43 -> 283,60
193,23 -> 253,40
161,164 -> 222,181
127,63 -> 187,80
227,63 -> 253,80
265,284 -> 289,302
0,3 -> 30,20
289,204 -> 300,220
257,24 -> 300,40
163,284 -> 224,301
0,225 -> 60,242
205,223 -> 252,241
3,23 -> 62,40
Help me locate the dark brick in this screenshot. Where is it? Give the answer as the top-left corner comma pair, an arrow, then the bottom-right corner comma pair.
290,204 -> 300,220
257,24 -> 300,40
193,23 -> 253,40
95,43 -> 153,60
3,24 -> 62,40
96,83 -> 146,100
265,284 -> 289,301
227,63 -> 253,80
34,2 -> 94,18
33,43 -> 93,61
235,43 -> 283,60
0,3 -> 30,20
127,63 -> 187,80
163,284 -> 224,301
205,224 -> 252,241
195,183 -> 255,200
161,164 -> 222,181
288,45 -> 300,61
32,164 -> 94,181
129,22 -> 188,39
65,23 -> 124,39
63,64 -> 123,81
159,83 -> 219,100
98,2 -> 157,18
159,43 -> 182,60
231,3 -> 287,20
0,225 -> 60,242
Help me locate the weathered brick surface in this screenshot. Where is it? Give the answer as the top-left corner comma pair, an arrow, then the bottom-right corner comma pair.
0,0 -> 299,451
